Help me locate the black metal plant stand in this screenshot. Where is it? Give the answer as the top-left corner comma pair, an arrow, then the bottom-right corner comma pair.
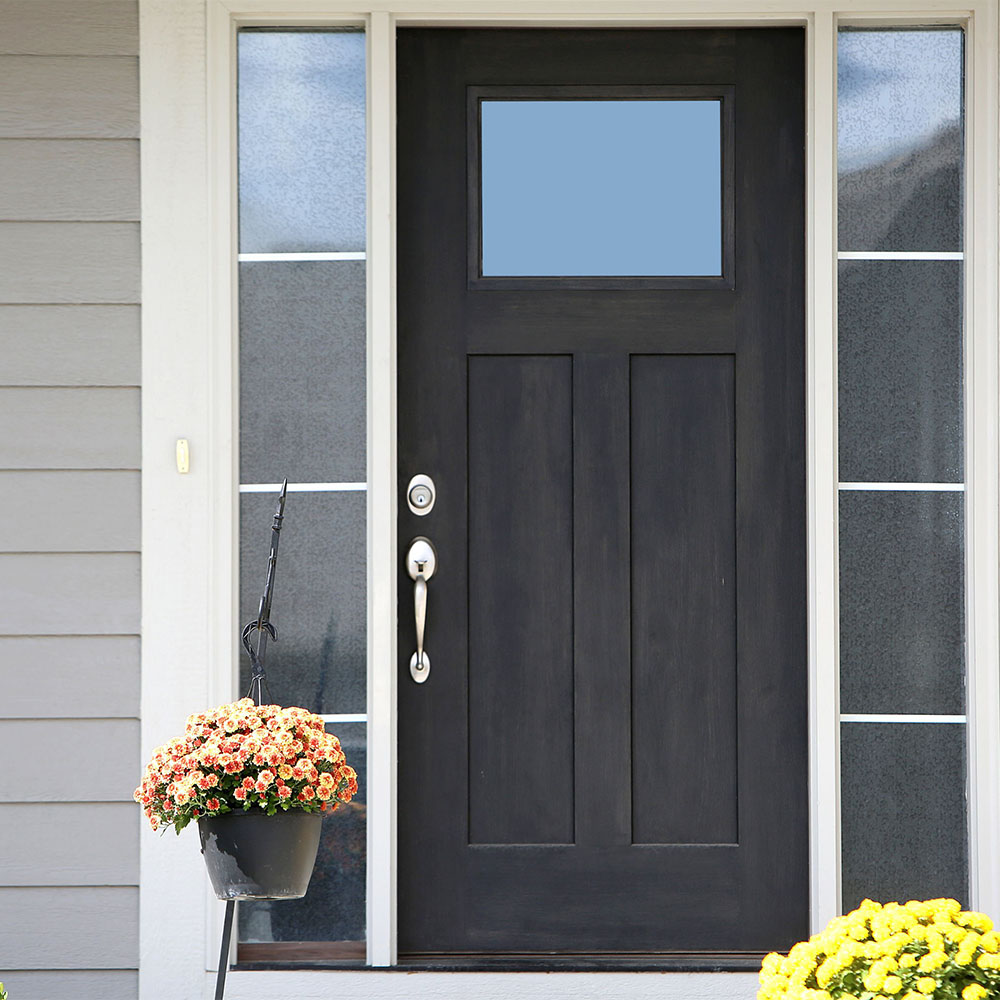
214,480 -> 287,1000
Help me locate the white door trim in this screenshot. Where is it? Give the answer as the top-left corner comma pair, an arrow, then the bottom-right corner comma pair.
961,0 -> 1000,930
806,6 -> 841,932
138,3 -> 1000,997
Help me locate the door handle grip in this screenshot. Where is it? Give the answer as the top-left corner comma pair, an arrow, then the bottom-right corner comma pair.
406,537 -> 437,683
414,575 -> 428,673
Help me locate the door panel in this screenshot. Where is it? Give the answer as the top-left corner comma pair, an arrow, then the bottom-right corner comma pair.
397,27 -> 806,959
630,354 -> 737,846
467,355 -> 575,846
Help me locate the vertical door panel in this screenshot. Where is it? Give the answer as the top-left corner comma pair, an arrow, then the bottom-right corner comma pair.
630,355 -> 738,846
468,356 -> 575,845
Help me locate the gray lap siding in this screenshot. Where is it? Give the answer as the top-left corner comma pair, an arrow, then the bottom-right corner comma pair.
0,3 -> 141,998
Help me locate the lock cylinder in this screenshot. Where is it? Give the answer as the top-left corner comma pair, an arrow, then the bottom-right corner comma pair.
406,474 -> 436,516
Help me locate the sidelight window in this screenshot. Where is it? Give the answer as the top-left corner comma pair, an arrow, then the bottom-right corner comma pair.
836,26 -> 967,911
236,27 -> 368,962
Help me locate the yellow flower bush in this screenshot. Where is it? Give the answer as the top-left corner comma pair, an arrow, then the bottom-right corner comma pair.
759,899 -> 1000,1000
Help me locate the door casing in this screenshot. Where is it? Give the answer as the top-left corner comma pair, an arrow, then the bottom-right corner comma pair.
137,4 -> 1000,994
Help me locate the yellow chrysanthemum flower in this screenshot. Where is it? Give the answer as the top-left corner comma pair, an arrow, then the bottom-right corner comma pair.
864,969 -> 887,991
918,950 -> 947,972
759,900 -> 1000,1000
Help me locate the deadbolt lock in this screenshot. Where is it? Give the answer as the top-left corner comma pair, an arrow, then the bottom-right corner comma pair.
406,474 -> 436,516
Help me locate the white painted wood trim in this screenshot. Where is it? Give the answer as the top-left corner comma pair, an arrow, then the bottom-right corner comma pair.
213,970 -> 761,999
838,482 -> 965,490
205,0 -> 241,970
140,1 -> 219,997
238,251 -> 367,260
837,251 -> 964,259
963,0 -> 1000,920
238,482 -> 368,491
366,8 -> 399,967
840,714 -> 968,724
806,7 -> 841,933
213,0 -> 978,20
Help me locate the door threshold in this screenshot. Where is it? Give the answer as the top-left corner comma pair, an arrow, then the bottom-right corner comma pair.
236,953 -> 767,974
398,953 -> 766,973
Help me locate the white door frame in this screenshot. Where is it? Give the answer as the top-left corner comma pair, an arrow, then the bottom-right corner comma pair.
138,2 -> 1000,998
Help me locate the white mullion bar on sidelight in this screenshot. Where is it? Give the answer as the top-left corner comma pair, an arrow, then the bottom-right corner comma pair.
838,482 -> 965,491
840,714 -> 967,724
837,251 -> 964,260
239,482 -> 368,492
238,251 -> 367,261
321,713 -> 368,723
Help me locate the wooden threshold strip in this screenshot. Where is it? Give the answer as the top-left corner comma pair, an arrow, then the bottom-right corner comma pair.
238,941 -> 366,963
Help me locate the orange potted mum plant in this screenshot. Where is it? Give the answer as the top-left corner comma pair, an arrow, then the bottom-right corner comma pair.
135,698 -> 358,899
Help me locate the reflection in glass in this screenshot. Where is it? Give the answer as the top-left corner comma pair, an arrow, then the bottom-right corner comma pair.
481,99 -> 721,277
240,722 -> 366,946
838,259 -> 962,484
238,30 -> 366,253
841,722 -> 967,911
837,29 -> 963,251
839,491 -> 965,716
240,492 -> 366,715
239,261 -> 366,484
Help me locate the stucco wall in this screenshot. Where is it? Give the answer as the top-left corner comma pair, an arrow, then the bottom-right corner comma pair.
0,2 -> 141,997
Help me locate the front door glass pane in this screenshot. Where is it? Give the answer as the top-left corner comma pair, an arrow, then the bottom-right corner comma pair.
480,99 -> 722,276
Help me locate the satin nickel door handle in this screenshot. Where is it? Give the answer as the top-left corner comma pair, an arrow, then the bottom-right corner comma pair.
406,536 -> 437,683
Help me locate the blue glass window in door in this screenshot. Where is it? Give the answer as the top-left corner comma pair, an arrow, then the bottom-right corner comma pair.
481,100 -> 722,277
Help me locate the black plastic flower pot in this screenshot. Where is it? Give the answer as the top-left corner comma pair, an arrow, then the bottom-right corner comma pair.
198,809 -> 322,900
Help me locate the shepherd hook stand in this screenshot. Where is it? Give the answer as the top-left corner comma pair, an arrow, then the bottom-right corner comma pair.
215,480 -> 287,1000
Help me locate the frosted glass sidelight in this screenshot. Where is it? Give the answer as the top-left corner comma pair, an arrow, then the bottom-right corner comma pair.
238,30 -> 366,254
841,722 -> 967,911
239,261 -> 366,485
836,25 -> 967,915
480,100 -> 722,277
240,722 -> 366,946
838,259 -> 962,484
236,27 -> 368,962
839,491 -> 965,716
239,492 -> 366,717
838,29 -> 963,251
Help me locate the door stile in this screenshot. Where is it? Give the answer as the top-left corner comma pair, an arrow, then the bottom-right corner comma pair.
732,28 -> 808,943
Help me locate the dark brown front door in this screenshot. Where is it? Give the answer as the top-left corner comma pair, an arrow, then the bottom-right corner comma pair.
396,27 -> 807,961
